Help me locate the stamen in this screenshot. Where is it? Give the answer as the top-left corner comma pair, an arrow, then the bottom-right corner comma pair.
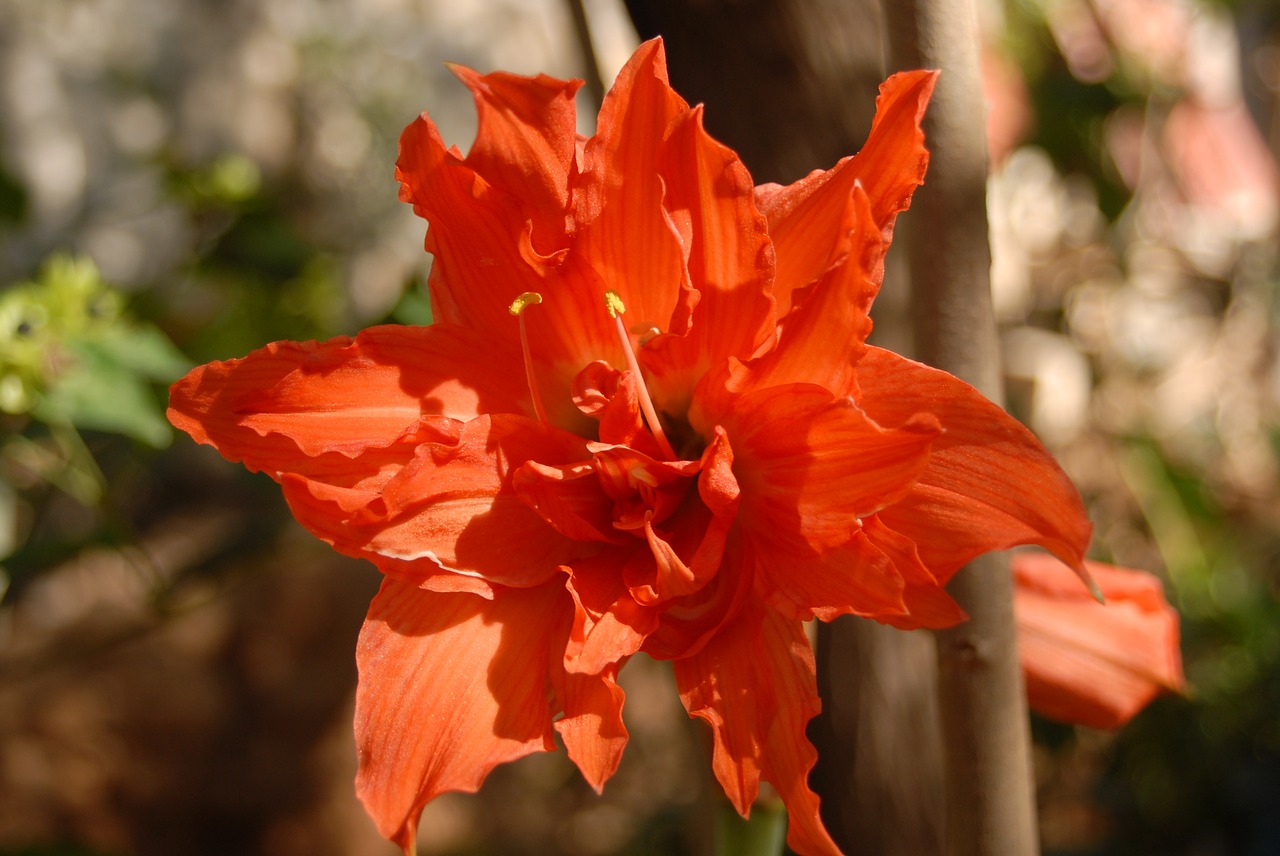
631,322 -> 663,347
605,290 -> 677,460
508,291 -> 550,424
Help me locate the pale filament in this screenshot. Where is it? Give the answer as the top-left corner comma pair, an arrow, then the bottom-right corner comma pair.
606,291 -> 677,460
508,292 -> 550,425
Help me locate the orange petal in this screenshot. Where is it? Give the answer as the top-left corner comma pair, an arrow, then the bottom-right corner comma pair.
756,70 -> 936,317
848,70 -> 938,240
734,184 -> 883,397
281,414 -> 593,588
642,104 -> 777,407
354,578 -> 564,852
1014,552 -> 1184,729
167,324 -> 529,477
715,383 -> 940,549
861,515 -> 968,629
673,600 -> 841,856
397,111 -> 611,417
757,530 -> 909,623
856,346 -> 1093,582
450,65 -> 581,253
513,458 -> 622,543
574,38 -> 691,352
641,535 -> 754,662
564,555 -> 661,674
397,112 -> 548,332
551,663 -> 630,792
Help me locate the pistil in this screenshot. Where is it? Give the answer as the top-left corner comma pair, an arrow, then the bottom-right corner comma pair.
508,291 -> 550,424
605,291 -> 677,460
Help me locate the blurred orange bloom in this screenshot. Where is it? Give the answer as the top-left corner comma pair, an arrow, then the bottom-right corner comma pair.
1015,552 -> 1185,730
168,39 -> 1098,855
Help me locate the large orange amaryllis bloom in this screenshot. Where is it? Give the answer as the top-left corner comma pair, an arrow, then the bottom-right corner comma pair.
1014,552 -> 1184,730
168,39 -> 1097,856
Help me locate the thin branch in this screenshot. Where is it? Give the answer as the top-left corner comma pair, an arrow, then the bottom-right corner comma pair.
883,1 -> 1041,854
565,0 -> 606,112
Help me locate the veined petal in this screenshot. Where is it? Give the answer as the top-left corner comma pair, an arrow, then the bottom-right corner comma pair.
1014,553 -> 1184,729
551,664 -> 630,792
861,515 -> 968,629
574,38 -> 691,349
397,111 -> 612,415
757,528 -> 909,623
697,385 -> 937,622
711,383 -> 940,549
846,70 -> 937,240
167,325 -> 527,478
642,104 -> 777,411
354,578 -> 563,853
756,70 -> 936,317
674,600 -> 841,856
730,185 -> 883,398
563,555 -> 661,674
856,346 -> 1093,583
283,414 -> 594,588
398,112 -> 551,331
451,65 -> 581,252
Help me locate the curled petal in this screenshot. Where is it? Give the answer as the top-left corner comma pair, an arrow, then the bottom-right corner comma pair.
397,111 -> 612,418
564,556 -> 661,674
641,101 -> 777,408
674,600 -> 841,856
857,346 -> 1093,585
515,459 -> 623,543
712,383 -> 940,549
283,415 -> 592,588
551,664 -> 630,792
355,578 -> 564,852
166,324 -> 527,476
624,432 -> 740,605
733,184 -> 883,397
642,536 -> 754,661
574,38 -> 691,349
756,70 -> 936,317
760,529 -> 909,623
450,64 -> 581,252
1014,553 -> 1184,729
861,516 -> 968,629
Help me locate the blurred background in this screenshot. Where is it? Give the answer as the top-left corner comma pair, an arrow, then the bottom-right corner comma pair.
1,0 -> 1278,854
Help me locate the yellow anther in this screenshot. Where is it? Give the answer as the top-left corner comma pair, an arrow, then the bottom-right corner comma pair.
509,291 -> 544,316
604,290 -> 626,319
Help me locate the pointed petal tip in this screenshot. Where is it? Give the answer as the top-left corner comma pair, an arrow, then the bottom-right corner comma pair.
1085,569 -> 1107,604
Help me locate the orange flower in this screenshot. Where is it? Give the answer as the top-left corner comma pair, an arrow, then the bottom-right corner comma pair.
168,39 -> 1096,856
1014,552 -> 1185,730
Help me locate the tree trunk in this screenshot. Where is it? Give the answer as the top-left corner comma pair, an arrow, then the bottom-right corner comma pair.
883,2 -> 1041,854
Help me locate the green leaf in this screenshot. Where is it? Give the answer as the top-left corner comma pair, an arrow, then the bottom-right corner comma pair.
87,324 -> 191,382
33,340 -> 175,447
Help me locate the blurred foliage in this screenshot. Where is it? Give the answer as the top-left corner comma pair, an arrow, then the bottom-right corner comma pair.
0,257 -> 188,580
998,2 -> 1280,854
